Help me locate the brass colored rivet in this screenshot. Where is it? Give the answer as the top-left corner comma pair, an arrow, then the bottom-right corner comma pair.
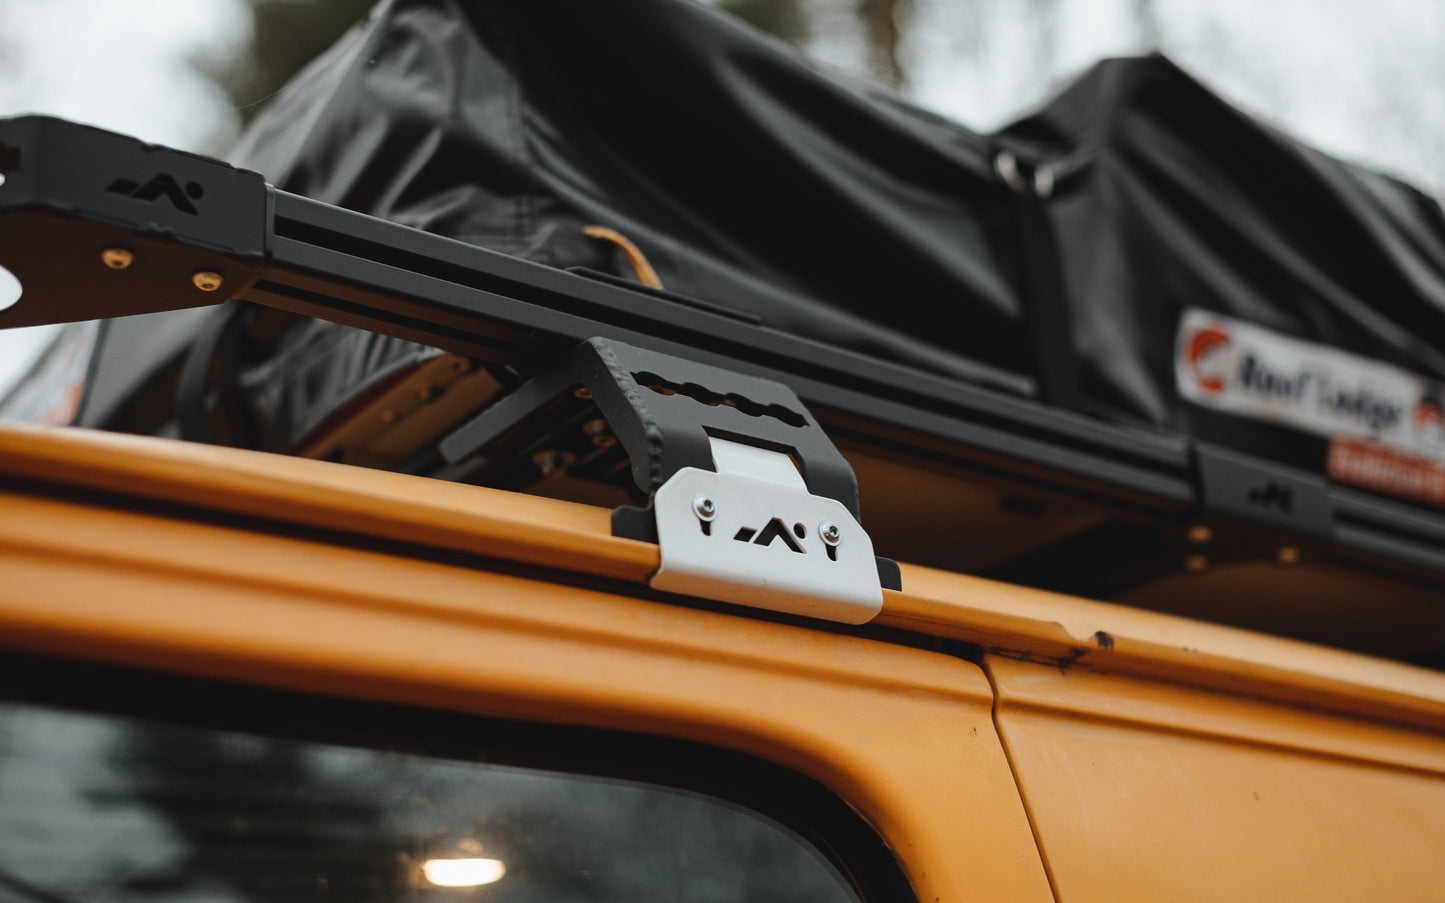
1187,525 -> 1212,544
1277,546 -> 1301,565
192,270 -> 223,292
101,248 -> 133,270
1184,554 -> 1209,573
533,449 -> 575,479
379,409 -> 398,424
583,417 -> 616,448
573,386 -> 593,400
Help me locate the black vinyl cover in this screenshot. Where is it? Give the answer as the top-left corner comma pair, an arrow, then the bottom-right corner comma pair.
113,0 -> 1445,474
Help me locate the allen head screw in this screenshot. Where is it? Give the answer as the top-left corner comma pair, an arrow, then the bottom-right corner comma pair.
192,270 -> 223,292
532,449 -> 575,479
101,248 -> 133,270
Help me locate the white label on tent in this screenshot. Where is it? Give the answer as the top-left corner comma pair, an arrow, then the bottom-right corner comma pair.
1175,308 -> 1445,460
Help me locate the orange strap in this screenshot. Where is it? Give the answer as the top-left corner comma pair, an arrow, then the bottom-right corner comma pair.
583,225 -> 664,289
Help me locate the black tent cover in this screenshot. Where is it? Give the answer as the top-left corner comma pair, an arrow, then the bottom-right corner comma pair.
78,0 -> 1445,486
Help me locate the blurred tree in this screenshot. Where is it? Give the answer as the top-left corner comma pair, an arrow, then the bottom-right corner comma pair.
719,0 -> 809,44
206,0 -> 920,122
200,0 -> 374,126
857,0 -> 912,87
720,0 -> 912,89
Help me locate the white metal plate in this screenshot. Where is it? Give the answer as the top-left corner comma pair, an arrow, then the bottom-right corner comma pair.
649,439 -> 884,624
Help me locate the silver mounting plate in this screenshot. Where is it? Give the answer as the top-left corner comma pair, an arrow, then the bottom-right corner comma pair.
649,438 -> 884,624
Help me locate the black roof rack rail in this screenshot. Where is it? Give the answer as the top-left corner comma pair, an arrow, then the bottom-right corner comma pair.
6,112 -> 1445,649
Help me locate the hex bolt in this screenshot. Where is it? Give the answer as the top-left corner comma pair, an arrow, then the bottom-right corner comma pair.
692,495 -> 717,522
583,417 -> 617,448
819,521 -> 842,547
192,270 -> 223,292
532,449 -> 575,479
101,248 -> 133,270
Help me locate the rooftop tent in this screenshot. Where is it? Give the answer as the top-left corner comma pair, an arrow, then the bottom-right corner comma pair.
995,52 -> 1445,451
66,0 -> 1445,463
215,0 -> 1033,424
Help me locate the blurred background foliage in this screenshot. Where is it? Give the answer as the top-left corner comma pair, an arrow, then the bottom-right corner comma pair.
201,0 -> 376,126
206,0 -> 1148,121
204,0 -> 929,125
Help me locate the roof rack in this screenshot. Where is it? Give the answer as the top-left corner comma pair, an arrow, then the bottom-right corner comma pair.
3,114 -> 1445,659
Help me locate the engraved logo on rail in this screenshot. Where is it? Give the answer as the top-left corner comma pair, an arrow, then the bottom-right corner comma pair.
105,173 -> 205,215
1245,480 -> 1294,514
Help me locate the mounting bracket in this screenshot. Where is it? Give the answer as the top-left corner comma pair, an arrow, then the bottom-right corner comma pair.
441,337 -> 899,622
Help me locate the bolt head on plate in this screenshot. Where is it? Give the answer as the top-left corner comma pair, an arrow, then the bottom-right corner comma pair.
692,495 -> 717,521
819,521 -> 841,546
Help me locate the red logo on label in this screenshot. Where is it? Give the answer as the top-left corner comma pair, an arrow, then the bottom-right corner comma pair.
1413,393 -> 1444,427
1185,326 -> 1231,394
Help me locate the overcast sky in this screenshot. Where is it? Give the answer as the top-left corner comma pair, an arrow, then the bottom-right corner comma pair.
0,0 -> 246,394
3,0 -> 1444,398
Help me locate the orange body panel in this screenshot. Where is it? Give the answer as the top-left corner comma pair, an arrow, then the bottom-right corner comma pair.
0,427 -> 1052,903
989,658 -> 1445,902
890,563 -> 1445,731
2,423 -> 1445,901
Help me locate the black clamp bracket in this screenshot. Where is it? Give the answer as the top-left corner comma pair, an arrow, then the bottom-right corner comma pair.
441,338 -> 900,622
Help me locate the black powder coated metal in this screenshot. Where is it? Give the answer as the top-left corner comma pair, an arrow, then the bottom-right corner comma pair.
440,337 -> 861,516
0,115 -> 1190,514
256,192 -> 1194,513
0,115 -> 266,328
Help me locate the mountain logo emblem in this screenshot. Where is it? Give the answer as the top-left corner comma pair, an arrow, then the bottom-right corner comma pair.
105,174 -> 205,215
732,518 -> 806,553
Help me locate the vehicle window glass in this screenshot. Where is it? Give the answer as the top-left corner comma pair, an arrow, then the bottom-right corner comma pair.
0,701 -> 860,903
